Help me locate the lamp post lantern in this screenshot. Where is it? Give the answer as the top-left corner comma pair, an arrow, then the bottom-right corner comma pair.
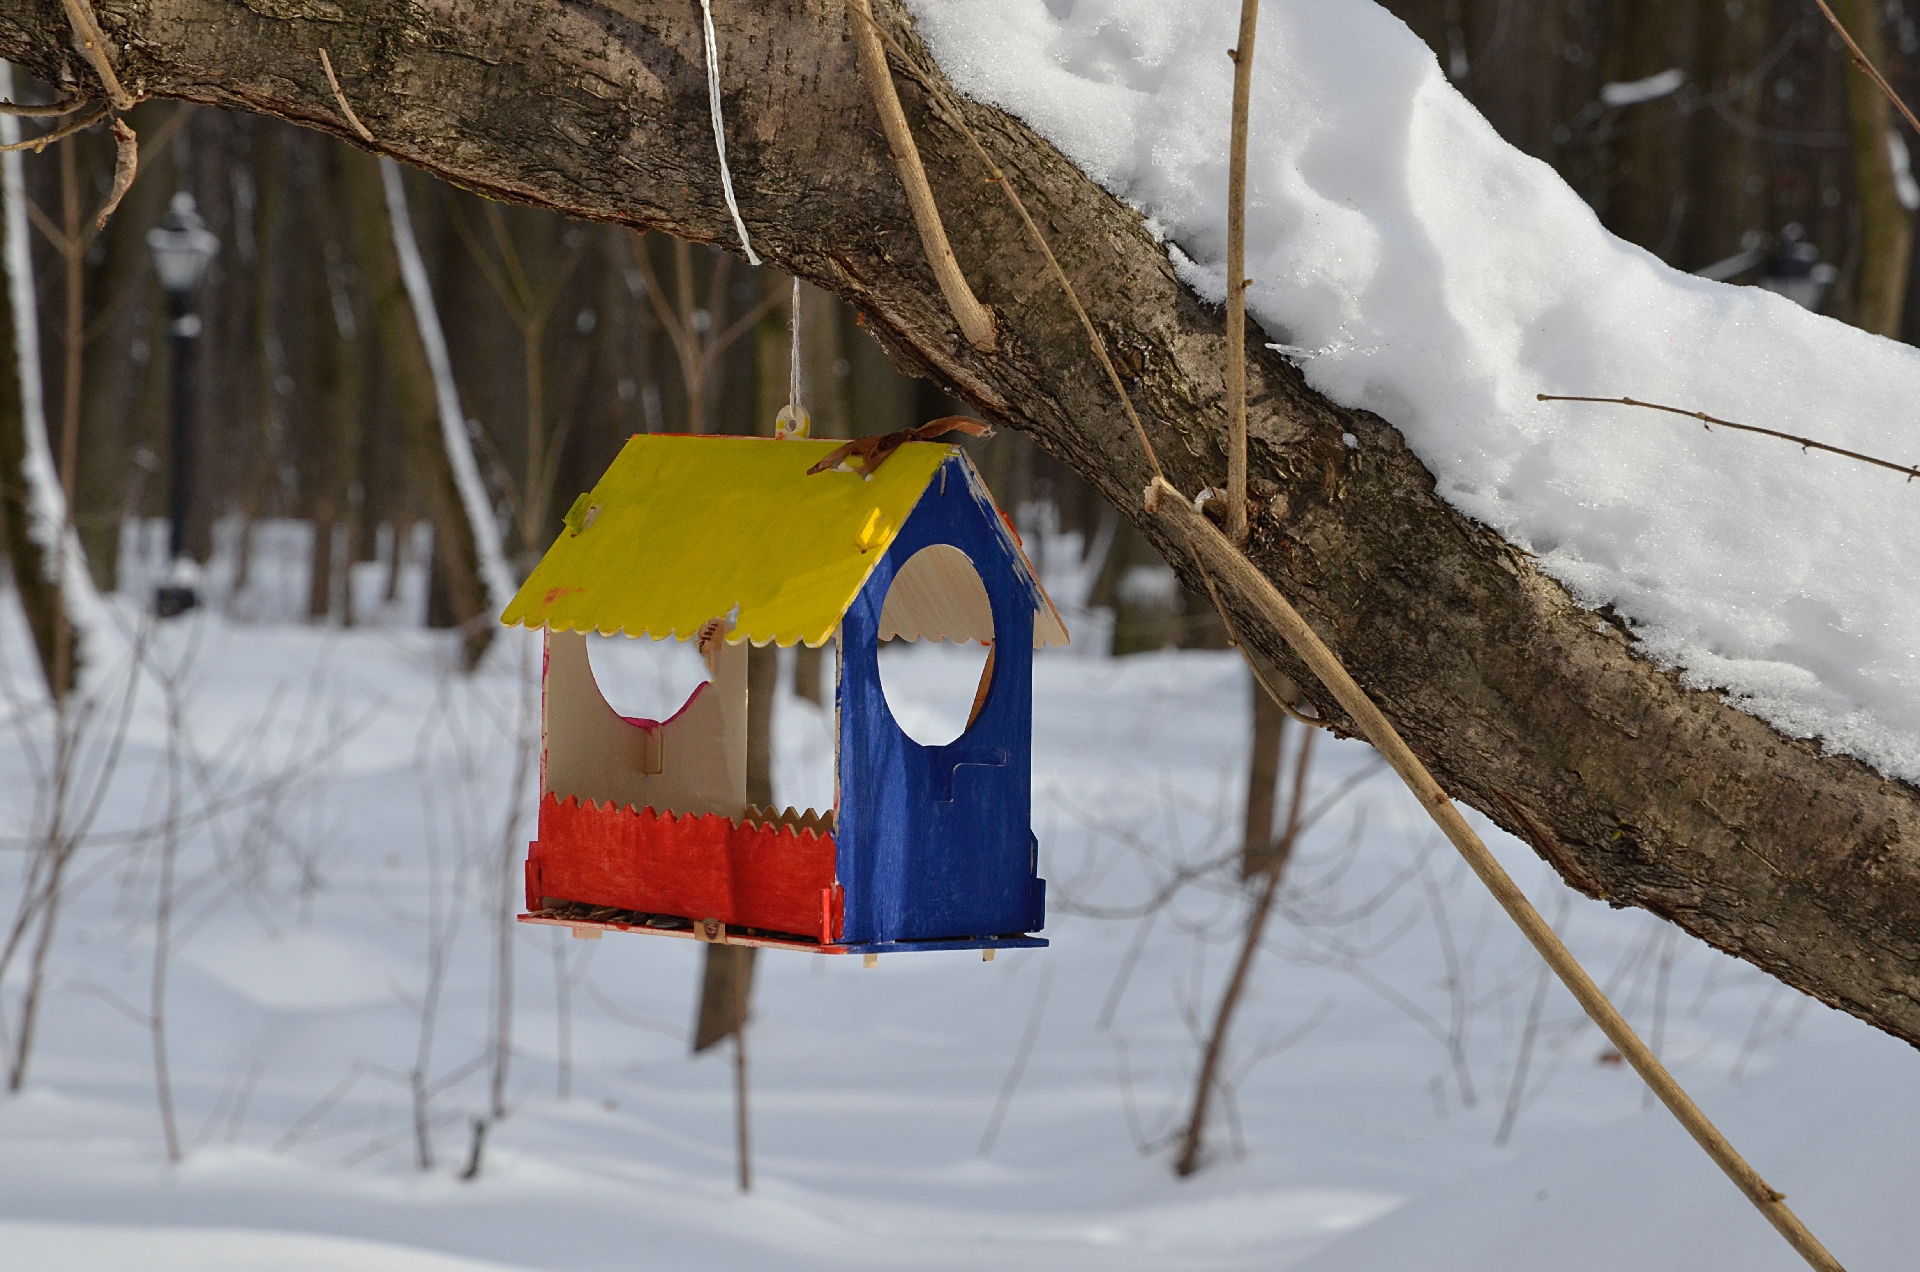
145,191 -> 219,618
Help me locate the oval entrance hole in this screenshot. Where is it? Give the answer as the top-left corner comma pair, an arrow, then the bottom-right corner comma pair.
876,545 -> 995,747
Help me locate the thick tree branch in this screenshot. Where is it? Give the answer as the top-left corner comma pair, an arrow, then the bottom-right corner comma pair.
4,0 -> 1918,1048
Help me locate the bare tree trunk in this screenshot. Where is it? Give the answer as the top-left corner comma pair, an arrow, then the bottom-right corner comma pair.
696,311 -> 776,1185
0,62 -> 116,696
692,933 -> 757,1191
373,156 -> 514,657
1833,0 -> 1912,338
674,238 -> 704,433
1240,658 -> 1285,878
792,281 -> 849,702
329,219 -> 367,628
754,267 -> 791,437
1175,724 -> 1314,1177
73,108 -> 164,596
0,102 -> 136,1072
231,118 -> 283,599
0,95 -> 61,692
799,283 -> 851,437
51,135 -> 83,694
791,637 -> 824,707
306,204 -> 361,623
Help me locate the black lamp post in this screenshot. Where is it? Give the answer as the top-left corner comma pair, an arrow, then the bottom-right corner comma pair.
1757,223 -> 1839,313
146,191 -> 219,618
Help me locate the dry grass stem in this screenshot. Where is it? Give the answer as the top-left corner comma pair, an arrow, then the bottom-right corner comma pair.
319,49 -> 376,144
1222,0 -> 1260,543
845,0 -> 997,351
1144,475 -> 1843,1272
58,0 -> 135,112
849,7 -> 1164,480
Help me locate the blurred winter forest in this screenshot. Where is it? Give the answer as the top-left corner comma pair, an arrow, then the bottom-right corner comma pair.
12,1 -> 1920,670
11,1 -> 1920,681
2,3 -> 1919,1269
0,73 -> 1217,668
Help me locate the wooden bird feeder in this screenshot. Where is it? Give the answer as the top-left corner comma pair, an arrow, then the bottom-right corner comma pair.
506,433 -> 1067,955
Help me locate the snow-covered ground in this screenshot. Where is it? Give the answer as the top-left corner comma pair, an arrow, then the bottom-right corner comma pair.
910,0 -> 1920,785
0,592 -> 1912,1270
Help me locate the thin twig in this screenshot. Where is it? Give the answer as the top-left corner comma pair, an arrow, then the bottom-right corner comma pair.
850,8 -> 1161,479
150,669 -> 186,1164
1813,0 -> 1920,136
1095,908 -> 1159,1030
0,105 -> 107,154
977,960 -> 1054,1157
1222,0 -> 1260,543
1493,891 -> 1569,1147
734,1026 -> 752,1191
318,49 -> 375,143
58,0 -> 135,113
272,1062 -> 369,1153
584,980 -> 682,1038
1539,393 -> 1920,482
1416,852 -> 1478,1109
845,0 -> 996,351
0,97 -> 87,118
1143,476 -> 1842,1272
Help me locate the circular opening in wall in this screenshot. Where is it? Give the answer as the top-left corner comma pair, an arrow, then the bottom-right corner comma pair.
876,545 -> 995,747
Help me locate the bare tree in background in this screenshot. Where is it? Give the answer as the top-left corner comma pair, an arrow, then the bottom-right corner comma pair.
0,67 -> 125,698
679,260 -> 791,1195
371,156 -> 515,665
1828,0 -> 1912,337
1175,692 -> 1316,1177
446,198 -> 585,573
0,76 -> 140,1093
625,233 -> 780,436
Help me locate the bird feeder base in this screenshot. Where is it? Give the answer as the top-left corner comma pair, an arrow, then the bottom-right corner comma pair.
518,908 -> 1046,956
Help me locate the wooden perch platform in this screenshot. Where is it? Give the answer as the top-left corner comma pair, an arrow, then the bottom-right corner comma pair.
519,902 -> 1046,956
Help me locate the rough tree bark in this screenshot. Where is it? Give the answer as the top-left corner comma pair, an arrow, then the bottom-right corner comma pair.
6,0 -> 1920,1049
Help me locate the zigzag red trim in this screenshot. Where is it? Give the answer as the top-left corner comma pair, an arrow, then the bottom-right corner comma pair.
528,794 -> 841,942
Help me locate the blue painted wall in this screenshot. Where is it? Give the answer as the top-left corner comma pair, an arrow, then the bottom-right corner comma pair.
835,455 -> 1048,945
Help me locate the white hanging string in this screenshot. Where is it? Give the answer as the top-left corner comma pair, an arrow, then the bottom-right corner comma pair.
699,0 -> 760,265
789,277 -> 803,410
775,276 -> 811,438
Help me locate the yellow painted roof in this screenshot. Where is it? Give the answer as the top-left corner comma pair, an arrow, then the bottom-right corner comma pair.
502,434 -> 1062,648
